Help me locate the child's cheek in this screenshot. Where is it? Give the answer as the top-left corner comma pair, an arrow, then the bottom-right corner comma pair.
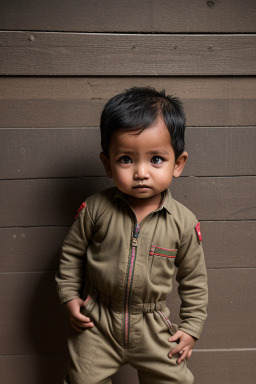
113,168 -> 131,188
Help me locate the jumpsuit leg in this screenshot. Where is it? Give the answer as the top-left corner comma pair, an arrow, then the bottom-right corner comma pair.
127,311 -> 194,384
64,300 -> 124,384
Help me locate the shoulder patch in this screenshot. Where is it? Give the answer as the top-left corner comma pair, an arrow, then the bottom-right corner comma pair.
74,202 -> 86,220
195,222 -> 202,243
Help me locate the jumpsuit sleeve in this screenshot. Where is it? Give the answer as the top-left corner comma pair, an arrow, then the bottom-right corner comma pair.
175,224 -> 208,340
55,203 -> 94,304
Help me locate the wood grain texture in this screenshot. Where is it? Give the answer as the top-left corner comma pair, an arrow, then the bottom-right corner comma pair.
201,221 -> 256,268
1,222 -> 255,273
0,355 -> 68,384
0,269 -> 255,354
1,351 -> 256,384
114,351 -> 256,384
0,0 -> 255,381
194,268 -> 256,349
174,176 -> 256,221
0,178 -> 113,227
1,0 -> 255,33
1,127 -> 256,179
0,272 -> 70,355
0,177 -> 255,227
0,227 -> 69,272
1,32 -> 256,75
1,77 -> 255,128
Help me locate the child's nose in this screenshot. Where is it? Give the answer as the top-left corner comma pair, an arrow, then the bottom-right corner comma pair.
134,164 -> 149,180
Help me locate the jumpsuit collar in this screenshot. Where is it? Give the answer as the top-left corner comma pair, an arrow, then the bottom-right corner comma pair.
113,187 -> 173,215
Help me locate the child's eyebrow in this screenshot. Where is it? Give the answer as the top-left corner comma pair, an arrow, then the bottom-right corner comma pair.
114,149 -> 169,156
146,150 -> 169,155
114,150 -> 135,156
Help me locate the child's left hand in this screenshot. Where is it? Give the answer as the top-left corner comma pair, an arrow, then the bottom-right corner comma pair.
168,330 -> 196,364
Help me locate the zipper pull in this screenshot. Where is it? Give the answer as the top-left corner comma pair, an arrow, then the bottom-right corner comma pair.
132,237 -> 138,247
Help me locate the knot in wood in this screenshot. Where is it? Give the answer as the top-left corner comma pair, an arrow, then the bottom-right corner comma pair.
207,1 -> 215,7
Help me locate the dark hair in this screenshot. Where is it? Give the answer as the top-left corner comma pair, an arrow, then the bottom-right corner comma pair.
100,86 -> 186,160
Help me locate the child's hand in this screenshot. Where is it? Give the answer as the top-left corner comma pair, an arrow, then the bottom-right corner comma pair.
64,298 -> 94,332
168,330 -> 195,364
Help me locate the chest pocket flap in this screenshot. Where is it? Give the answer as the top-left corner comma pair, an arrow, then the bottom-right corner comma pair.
149,245 -> 177,285
149,245 -> 177,259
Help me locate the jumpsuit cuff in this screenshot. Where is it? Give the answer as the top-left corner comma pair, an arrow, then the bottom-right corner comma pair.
58,292 -> 81,305
178,323 -> 205,340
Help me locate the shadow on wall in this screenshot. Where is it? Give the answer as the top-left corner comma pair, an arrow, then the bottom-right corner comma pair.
28,261 -> 69,384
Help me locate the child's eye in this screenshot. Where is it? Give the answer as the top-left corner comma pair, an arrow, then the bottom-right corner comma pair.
151,156 -> 164,164
119,156 -> 132,164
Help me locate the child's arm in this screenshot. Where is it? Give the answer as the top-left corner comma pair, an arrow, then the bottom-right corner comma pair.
171,222 -> 208,362
55,203 -> 94,329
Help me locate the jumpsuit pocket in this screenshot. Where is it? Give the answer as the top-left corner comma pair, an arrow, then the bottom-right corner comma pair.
149,245 -> 177,284
81,294 -> 96,317
157,310 -> 174,335
157,310 -> 179,338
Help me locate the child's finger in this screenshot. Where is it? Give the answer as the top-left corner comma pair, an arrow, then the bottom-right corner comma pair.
177,354 -> 185,364
76,317 -> 94,327
73,312 -> 92,323
72,318 -> 94,329
176,348 -> 190,364
71,321 -> 85,333
168,344 -> 183,358
168,330 -> 182,343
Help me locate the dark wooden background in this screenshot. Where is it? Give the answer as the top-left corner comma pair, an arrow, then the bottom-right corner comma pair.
0,1 -> 256,383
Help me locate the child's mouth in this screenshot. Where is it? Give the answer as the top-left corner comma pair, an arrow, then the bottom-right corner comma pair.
133,185 -> 151,190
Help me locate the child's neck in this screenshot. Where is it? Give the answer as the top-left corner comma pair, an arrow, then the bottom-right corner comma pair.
126,193 -> 163,224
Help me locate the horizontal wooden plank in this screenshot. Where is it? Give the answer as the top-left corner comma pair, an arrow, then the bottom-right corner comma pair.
0,355 -> 68,384
0,269 -> 255,354
0,178 -> 111,227
114,351 -> 256,384
1,127 -> 255,179
0,273 -> 69,355
174,177 -> 256,221
1,32 -> 256,75
189,351 -> 256,384
1,0 -> 255,33
1,351 -> 256,384
1,222 -> 256,273
0,177 -> 255,227
0,227 -> 68,273
194,269 -> 256,349
186,127 -> 256,176
201,221 -> 256,268
1,77 -> 255,127
0,128 -> 104,179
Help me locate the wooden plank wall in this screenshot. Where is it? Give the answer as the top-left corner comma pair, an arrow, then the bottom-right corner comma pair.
0,1 -> 256,383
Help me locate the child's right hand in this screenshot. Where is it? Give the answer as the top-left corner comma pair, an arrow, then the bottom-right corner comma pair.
64,298 -> 94,332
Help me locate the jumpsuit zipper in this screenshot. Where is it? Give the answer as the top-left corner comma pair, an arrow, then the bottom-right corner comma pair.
124,223 -> 140,348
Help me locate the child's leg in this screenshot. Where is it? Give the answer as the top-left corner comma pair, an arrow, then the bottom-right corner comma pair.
64,299 -> 124,384
127,310 -> 194,384
137,365 -> 193,384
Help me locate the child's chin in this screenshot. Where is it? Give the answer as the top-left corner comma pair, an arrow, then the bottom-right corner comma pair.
132,190 -> 157,199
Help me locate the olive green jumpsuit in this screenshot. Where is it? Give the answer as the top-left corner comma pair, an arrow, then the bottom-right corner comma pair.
56,188 -> 208,384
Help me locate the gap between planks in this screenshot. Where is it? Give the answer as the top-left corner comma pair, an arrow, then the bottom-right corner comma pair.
0,348 -> 256,358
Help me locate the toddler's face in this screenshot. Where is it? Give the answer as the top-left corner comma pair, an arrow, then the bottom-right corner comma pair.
101,117 -> 187,204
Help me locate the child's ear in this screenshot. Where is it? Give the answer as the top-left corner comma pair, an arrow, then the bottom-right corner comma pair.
173,152 -> 188,178
100,152 -> 112,178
